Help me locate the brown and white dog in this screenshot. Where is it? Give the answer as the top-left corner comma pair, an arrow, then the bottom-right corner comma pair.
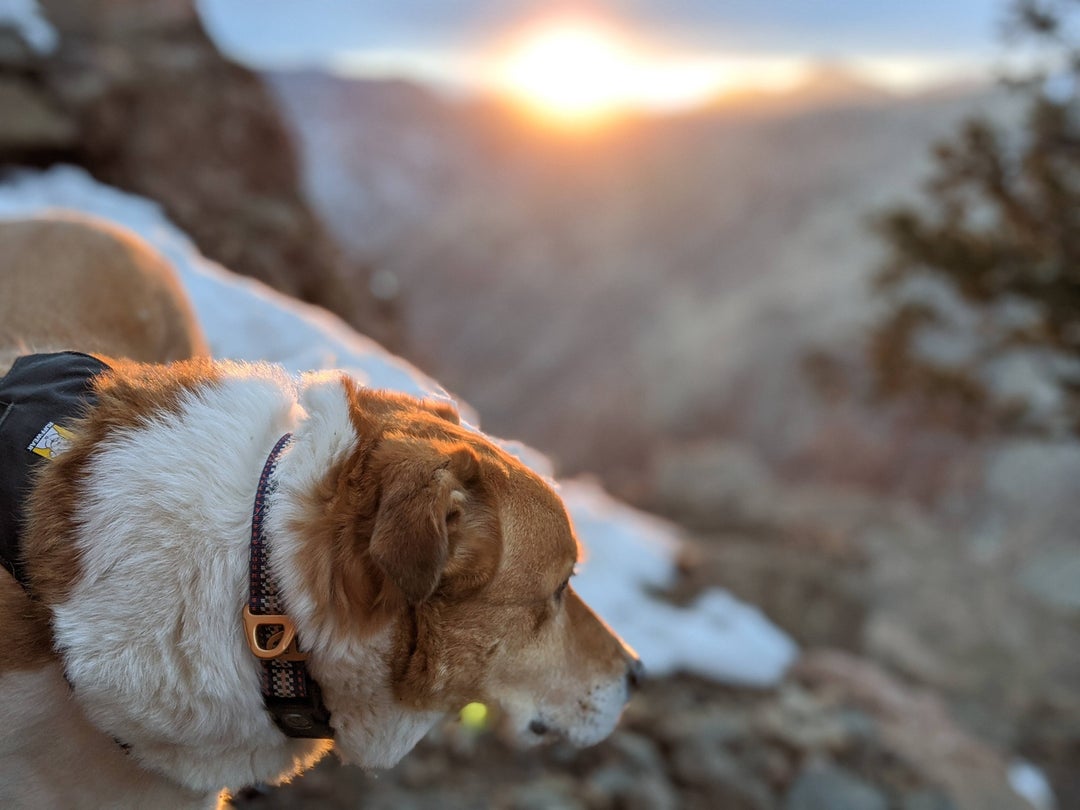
0,217 -> 641,808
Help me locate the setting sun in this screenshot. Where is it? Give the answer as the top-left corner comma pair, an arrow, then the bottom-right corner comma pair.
488,19 -> 808,131
494,20 -> 639,128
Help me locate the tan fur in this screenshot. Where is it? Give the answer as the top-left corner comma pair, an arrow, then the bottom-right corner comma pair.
0,216 -> 208,369
0,571 -> 54,672
286,386 -> 502,643
0,217 -> 211,672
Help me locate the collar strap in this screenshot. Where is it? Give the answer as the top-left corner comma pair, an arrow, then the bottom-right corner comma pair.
245,432 -> 334,739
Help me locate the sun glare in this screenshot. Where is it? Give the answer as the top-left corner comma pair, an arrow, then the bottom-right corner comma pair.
488,18 -> 876,130
494,20 -> 639,129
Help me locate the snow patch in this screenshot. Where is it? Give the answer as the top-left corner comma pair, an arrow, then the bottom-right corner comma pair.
1008,759 -> 1056,810
563,479 -> 797,684
0,0 -> 57,54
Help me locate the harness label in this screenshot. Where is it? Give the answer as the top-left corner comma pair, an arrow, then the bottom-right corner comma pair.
27,421 -> 75,459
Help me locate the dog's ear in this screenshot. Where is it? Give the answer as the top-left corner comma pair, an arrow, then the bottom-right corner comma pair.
369,443 -> 479,603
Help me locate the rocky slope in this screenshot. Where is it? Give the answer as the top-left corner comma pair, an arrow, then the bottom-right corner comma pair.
234,658 -> 1036,810
0,0 -> 395,347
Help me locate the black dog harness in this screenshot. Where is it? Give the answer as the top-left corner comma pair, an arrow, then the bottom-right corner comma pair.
0,351 -> 109,586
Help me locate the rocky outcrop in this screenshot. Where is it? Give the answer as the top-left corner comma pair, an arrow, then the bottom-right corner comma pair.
0,2 -> 395,346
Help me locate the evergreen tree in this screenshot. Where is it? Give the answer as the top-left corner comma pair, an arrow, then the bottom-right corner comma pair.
871,0 -> 1080,434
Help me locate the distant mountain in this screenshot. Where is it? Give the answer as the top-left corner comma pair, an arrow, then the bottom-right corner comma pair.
709,62 -> 895,113
266,70 -> 1003,494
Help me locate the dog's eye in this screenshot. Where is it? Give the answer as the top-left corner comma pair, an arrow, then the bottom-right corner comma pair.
554,578 -> 570,601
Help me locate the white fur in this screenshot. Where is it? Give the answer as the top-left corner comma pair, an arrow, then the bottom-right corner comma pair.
50,363 -> 329,793
0,664 -> 222,809
500,675 -> 628,749
264,370 -> 357,651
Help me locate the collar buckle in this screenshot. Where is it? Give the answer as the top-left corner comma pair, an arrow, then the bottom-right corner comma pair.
242,605 -> 308,662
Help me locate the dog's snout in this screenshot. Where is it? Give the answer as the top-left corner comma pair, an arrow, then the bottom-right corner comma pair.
625,656 -> 645,693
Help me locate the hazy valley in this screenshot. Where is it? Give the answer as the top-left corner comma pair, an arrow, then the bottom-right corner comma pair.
268,71 -> 1001,493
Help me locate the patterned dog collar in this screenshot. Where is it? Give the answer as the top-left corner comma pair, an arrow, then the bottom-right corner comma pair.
243,432 -> 334,739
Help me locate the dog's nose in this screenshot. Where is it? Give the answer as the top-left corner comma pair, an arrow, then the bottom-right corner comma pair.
626,656 -> 645,693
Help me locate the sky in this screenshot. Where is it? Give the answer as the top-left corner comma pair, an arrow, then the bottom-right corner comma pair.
197,0 -> 1006,59
197,0 -> 1009,107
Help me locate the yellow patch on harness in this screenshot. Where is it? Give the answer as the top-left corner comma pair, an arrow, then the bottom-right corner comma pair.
27,422 -> 76,459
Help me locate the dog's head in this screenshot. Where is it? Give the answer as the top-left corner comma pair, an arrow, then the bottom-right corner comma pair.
272,374 -> 641,767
